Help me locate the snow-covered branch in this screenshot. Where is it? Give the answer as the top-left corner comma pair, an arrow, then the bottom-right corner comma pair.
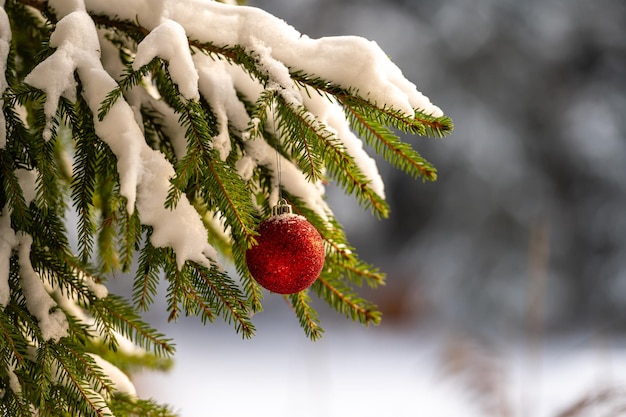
1,0 -> 453,413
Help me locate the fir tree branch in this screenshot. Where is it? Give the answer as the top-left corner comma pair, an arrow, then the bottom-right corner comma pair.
70,97 -> 100,263
182,284 -> 217,325
179,102 -> 258,244
29,201 -> 72,258
118,206 -> 141,272
312,276 -> 381,325
49,342 -> 110,417
85,340 -> 173,375
97,61 -> 153,121
62,343 -> 116,399
344,104 -> 438,181
109,394 -> 178,417
31,112 -> 63,213
89,295 -> 175,357
32,341 -> 54,414
284,193 -> 385,288
133,231 -> 163,312
339,94 -> 453,138
275,96 -> 389,217
140,60 -> 258,251
189,262 -> 256,338
164,256 -> 185,323
325,256 -> 386,289
287,291 -> 324,341
0,151 -> 30,227
237,267 -> 264,314
94,150 -> 122,274
141,104 -> 179,164
0,389 -> 32,417
274,95 -> 325,182
247,89 -> 275,141
0,307 -> 29,365
292,70 -> 453,137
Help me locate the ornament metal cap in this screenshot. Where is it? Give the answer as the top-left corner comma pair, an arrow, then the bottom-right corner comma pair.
271,198 -> 292,216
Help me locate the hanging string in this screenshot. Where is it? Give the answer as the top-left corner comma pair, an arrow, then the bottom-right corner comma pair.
270,99 -> 291,216
272,97 -> 284,204
275,138 -> 282,200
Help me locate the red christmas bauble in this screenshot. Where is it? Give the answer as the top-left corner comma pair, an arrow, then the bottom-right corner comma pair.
246,207 -> 325,294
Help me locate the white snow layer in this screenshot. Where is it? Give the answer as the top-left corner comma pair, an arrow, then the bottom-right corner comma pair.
133,19 -> 199,101
15,168 -> 38,206
0,5 -> 10,149
303,92 -> 386,198
160,0 -> 441,116
88,353 -> 137,397
0,168 -> 38,308
81,0 -> 441,115
18,234 -> 69,341
25,10 -> 216,269
23,0 -> 443,267
0,206 -> 16,307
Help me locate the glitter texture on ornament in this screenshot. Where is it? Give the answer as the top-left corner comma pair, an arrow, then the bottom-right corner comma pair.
246,201 -> 325,294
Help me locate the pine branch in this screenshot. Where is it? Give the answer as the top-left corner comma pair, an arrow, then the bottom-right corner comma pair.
3,98 -> 35,167
287,291 -> 324,341
1,3 -> 453,414
5,279 -> 44,346
247,89 -> 275,141
182,281 -> 217,325
48,342 -> 111,417
344,104 -> 438,181
94,149 -> 122,274
236,266 -> 264,314
34,252 -> 96,308
135,60 -> 259,252
273,96 -> 389,216
5,0 -> 53,81
109,394 -> 178,417
0,152 -> 30,226
89,295 -> 175,357
118,205 -> 141,272
31,113 -> 63,213
0,306 -> 29,366
32,341 -> 54,414
141,104 -> 180,164
340,94 -> 453,138
29,200 -> 72,257
189,262 -> 256,338
292,70 -> 453,137
61,342 -> 116,399
285,193 -> 385,288
325,255 -> 386,289
70,97 -> 100,263
133,231 -> 163,312
312,276 -> 382,325
86,340 -> 173,375
0,388 -> 31,417
97,61 -> 153,122
274,95 -> 325,182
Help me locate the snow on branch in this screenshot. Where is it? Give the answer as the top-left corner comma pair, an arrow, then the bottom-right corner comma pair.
18,233 -> 69,341
133,19 -> 199,101
0,205 -> 17,307
17,0 -> 450,273
0,3 -> 10,149
14,0 -> 450,339
25,8 -> 217,268
84,0 -> 442,117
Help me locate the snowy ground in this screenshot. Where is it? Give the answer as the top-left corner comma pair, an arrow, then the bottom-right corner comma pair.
133,315 -> 626,417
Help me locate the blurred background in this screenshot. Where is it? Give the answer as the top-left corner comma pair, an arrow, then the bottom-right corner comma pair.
125,0 -> 626,415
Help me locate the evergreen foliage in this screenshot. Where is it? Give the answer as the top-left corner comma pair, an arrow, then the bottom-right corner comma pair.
0,0 -> 452,415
